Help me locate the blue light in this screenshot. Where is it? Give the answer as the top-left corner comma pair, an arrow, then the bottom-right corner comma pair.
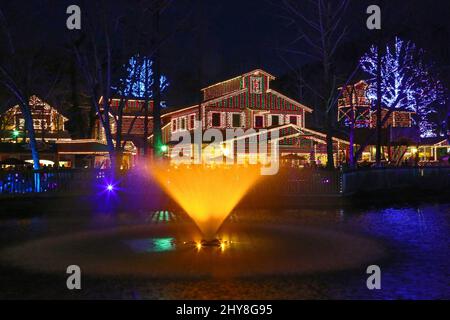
117,55 -> 169,100
360,37 -> 445,138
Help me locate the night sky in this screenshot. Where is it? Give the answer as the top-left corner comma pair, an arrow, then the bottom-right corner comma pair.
1,0 -> 449,107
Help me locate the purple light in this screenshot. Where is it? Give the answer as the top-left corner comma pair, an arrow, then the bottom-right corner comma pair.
107,184 -> 114,192
360,37 -> 445,138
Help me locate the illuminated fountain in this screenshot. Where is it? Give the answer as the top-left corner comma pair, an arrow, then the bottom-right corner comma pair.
150,164 -> 261,242
0,164 -> 387,282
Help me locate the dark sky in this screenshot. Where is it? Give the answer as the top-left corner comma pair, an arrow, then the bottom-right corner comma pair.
1,0 -> 449,107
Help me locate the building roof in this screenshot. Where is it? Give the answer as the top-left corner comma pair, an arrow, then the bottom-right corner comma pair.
201,69 -> 276,92
420,137 -> 449,146
0,142 -> 57,153
6,95 -> 69,121
55,140 -> 110,154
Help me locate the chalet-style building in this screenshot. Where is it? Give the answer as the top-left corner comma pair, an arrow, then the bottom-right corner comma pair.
95,69 -> 350,166
0,95 -> 69,142
1,71 -> 447,169
166,69 -> 349,166
0,96 -> 111,168
338,80 -> 449,164
338,80 -> 414,129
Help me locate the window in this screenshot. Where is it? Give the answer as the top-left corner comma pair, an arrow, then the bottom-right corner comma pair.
232,114 -> 241,128
181,118 -> 186,130
254,116 -> 264,128
189,114 -> 195,129
172,119 -> 177,131
250,76 -> 263,94
271,115 -> 279,126
289,116 -> 297,125
212,113 -> 221,127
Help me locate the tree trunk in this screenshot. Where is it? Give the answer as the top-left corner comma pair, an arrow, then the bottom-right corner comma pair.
355,108 -> 393,161
349,114 -> 355,168
115,98 -> 125,172
21,103 -> 40,169
325,114 -> 334,169
447,109 -> 450,144
348,86 -> 356,168
101,112 -> 116,169
375,37 -> 383,166
152,7 -> 163,158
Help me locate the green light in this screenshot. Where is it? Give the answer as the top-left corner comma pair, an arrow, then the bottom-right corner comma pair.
160,144 -> 168,152
12,130 -> 19,138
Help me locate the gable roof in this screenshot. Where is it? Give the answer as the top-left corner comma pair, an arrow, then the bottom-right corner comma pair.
202,87 -> 313,113
201,69 -> 276,92
6,95 -> 68,121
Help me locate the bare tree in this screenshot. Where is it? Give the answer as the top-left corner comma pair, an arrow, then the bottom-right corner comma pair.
0,8 -> 56,169
277,0 -> 350,169
71,2 -> 129,170
343,84 -> 357,168
354,37 -> 445,161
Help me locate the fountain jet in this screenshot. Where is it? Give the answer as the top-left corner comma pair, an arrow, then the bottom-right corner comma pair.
151,164 -> 261,240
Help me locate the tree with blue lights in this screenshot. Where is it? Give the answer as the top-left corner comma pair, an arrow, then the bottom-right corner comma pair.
360,37 -> 445,137
118,55 -> 169,100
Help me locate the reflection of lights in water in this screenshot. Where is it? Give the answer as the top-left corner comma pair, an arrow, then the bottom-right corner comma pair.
191,239 -> 231,252
124,237 -> 176,253
150,211 -> 174,223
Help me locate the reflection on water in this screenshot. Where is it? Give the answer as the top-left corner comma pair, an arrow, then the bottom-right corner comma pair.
150,211 -> 176,223
124,237 -> 176,253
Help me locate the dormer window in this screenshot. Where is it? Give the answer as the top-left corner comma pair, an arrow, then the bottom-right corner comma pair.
250,76 -> 263,94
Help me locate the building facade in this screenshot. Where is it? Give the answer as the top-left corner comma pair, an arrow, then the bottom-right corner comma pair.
167,69 -> 349,166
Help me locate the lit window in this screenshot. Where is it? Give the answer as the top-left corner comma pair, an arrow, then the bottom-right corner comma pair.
181,118 -> 186,130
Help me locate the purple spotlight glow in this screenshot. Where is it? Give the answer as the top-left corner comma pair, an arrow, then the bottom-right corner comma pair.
107,184 -> 114,192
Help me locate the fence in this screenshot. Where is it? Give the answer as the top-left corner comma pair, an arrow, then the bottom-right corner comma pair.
1,166 -> 449,197
0,169 -> 110,195
341,166 -> 450,195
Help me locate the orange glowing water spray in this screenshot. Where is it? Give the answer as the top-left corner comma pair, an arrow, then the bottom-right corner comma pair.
150,164 -> 261,240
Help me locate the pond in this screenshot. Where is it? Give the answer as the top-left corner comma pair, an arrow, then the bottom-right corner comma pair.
0,199 -> 448,299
